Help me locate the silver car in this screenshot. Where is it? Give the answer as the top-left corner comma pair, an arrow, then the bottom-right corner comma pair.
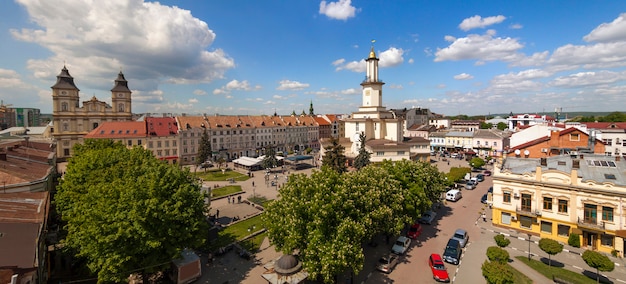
451,229 -> 469,248
418,210 -> 437,225
376,253 -> 399,273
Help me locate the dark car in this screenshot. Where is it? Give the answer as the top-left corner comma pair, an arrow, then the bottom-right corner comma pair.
476,174 -> 485,182
443,238 -> 462,265
483,170 -> 492,176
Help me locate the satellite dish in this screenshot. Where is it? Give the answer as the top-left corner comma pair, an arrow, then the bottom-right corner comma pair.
524,150 -> 530,156
514,149 -> 521,155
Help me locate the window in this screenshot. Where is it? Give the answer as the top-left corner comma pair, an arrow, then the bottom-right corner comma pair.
93,122 -> 99,129
173,141 -> 177,147
503,191 -> 511,203
501,212 -> 511,225
127,140 -> 132,146
397,151 -> 405,155
601,234 -> 614,247
118,103 -> 125,112
376,151 -> 384,156
494,142 -> 497,147
61,102 -> 68,111
148,141 -> 153,148
64,149 -> 70,156
605,139 -> 613,146
570,133 -> 580,141
519,216 -> 532,229
157,150 -> 162,156
356,122 -> 360,132
521,193 -> 532,211
541,221 -> 552,233
558,199 -> 568,213
584,204 -> 597,223
138,140 -> 142,145
602,206 -> 614,222
157,141 -> 162,148
543,197 -> 552,210
557,225 -> 570,237
62,123 -> 69,131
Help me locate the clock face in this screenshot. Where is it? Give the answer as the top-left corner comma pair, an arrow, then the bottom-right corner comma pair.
365,90 -> 371,96
61,91 -> 67,95
117,93 -> 124,97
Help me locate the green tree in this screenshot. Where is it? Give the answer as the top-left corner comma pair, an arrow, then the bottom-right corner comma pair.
482,260 -> 514,284
321,137 -> 347,173
263,165 -> 412,283
480,122 -> 493,129
494,234 -> 511,248
538,238 -> 563,267
353,132 -> 371,170
446,167 -> 471,184
601,111 -> 626,122
568,233 -> 581,248
469,157 -> 486,169
496,122 -> 508,130
196,129 -> 212,170
486,246 -> 509,264
582,250 -> 615,283
261,146 -> 279,170
55,139 -> 208,283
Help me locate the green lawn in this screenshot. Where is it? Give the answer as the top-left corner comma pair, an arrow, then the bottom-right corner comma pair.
194,168 -> 249,181
210,185 -> 242,198
515,256 -> 608,284
507,263 -> 533,284
207,215 -> 266,251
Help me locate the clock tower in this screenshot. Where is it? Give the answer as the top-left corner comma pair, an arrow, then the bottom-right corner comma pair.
360,44 -> 385,112
111,71 -> 132,117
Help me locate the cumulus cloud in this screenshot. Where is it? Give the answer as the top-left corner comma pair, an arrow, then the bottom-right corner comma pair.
434,31 -> 523,62
334,47 -> 405,72
213,79 -> 261,95
550,70 -> 626,88
319,0 -> 358,21
193,89 -> 208,96
454,73 -> 474,80
277,80 -> 309,91
459,15 -> 506,31
548,42 -> 626,69
188,98 -> 198,103
583,13 -> 626,43
11,0 -> 235,90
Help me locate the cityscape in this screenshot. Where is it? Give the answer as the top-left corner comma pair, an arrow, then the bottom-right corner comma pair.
2,1 -> 626,284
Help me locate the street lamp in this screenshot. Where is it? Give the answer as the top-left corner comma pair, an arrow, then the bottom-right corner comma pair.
528,233 -> 532,261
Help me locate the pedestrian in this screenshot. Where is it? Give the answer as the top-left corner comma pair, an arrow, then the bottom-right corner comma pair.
252,181 -> 255,187
482,212 -> 486,222
238,195 -> 242,203
216,209 -> 220,219
228,196 -> 231,203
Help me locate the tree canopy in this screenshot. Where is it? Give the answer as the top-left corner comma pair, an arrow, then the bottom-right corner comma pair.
196,129 -> 212,167
321,137 -> 347,173
55,139 -> 209,282
582,250 -> 615,283
353,132 -> 371,170
496,122 -> 508,130
469,157 -> 486,169
261,146 -> 279,170
482,260 -> 514,284
538,238 -> 563,267
263,160 -> 447,282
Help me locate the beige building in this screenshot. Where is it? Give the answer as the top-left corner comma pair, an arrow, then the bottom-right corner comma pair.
51,67 -> 132,160
491,154 -> 626,256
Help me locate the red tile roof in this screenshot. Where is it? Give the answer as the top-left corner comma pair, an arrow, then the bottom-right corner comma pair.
146,117 -> 178,136
85,121 -> 146,138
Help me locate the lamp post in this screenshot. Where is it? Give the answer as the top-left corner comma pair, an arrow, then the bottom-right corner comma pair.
528,233 -> 532,261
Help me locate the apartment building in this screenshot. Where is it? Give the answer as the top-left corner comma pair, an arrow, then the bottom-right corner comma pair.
491,154 -> 626,256
585,122 -> 626,157
507,128 -> 605,158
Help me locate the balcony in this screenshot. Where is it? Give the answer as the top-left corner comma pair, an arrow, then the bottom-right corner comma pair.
577,217 -> 605,231
516,206 -> 540,217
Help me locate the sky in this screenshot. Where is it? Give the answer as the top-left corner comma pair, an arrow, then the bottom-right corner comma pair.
1,0 -> 626,117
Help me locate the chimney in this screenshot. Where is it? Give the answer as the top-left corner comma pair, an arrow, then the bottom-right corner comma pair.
573,159 -> 580,169
540,158 -> 547,166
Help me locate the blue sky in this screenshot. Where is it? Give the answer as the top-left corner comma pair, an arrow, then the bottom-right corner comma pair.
1,0 -> 626,116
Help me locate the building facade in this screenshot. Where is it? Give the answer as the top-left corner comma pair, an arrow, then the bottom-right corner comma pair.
51,67 -> 132,160
491,154 -> 626,256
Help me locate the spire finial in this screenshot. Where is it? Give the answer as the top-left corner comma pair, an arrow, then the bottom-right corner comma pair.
368,39 -> 377,59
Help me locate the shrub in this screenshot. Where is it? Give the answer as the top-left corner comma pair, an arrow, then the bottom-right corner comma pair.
487,246 -> 510,264
568,233 -> 581,248
494,234 -> 511,248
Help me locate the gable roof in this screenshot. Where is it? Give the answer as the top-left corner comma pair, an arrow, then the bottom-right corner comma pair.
85,121 -> 146,138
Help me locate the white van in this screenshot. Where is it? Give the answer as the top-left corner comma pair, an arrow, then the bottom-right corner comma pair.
446,189 -> 462,202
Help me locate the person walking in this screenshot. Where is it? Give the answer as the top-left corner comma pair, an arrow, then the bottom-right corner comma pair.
228,196 -> 231,203
482,212 -> 487,222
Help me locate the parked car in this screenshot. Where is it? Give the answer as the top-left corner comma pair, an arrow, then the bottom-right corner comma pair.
465,180 -> 477,190
483,170 -> 492,176
451,229 -> 469,248
443,238 -> 462,265
445,189 -> 462,202
407,223 -> 423,239
376,253 -> 399,273
476,174 -> 485,182
428,253 -> 450,283
392,236 -> 411,255
481,193 -> 488,204
418,210 -> 437,225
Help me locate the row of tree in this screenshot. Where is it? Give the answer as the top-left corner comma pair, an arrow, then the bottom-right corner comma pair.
262,159 -> 448,283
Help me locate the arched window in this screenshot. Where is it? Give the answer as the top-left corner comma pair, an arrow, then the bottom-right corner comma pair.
61,102 -> 68,111
118,103 -> 125,112
62,123 -> 69,131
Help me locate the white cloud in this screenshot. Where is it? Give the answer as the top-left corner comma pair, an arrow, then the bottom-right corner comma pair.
188,98 -> 198,103
548,42 -> 626,69
11,0 -> 235,90
434,31 -> 523,62
454,73 -> 474,80
510,23 -> 523,30
459,15 -> 506,31
213,79 -> 261,95
388,84 -> 403,89
334,47 -> 405,72
550,71 -> 626,88
277,80 -> 309,91
193,89 -> 207,96
584,13 -> 626,43
319,0 -> 358,21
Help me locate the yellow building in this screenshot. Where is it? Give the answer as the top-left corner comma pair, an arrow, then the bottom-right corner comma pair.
51,66 -> 132,160
492,154 -> 626,256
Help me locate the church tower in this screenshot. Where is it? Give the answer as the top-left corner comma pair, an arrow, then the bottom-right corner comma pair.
111,71 -> 132,119
51,66 -> 80,113
359,43 -> 385,112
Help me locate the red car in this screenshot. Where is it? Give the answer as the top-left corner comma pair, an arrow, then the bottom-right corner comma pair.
429,253 -> 450,282
407,223 -> 423,239
483,170 -> 492,176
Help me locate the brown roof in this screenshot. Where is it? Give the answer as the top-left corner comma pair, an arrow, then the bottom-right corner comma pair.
85,121 -> 146,138
0,191 -> 49,223
0,142 -> 53,186
146,117 -> 178,136
0,222 -> 40,268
